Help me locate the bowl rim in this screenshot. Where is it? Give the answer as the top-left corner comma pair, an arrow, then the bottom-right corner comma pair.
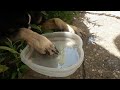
21,46 -> 84,72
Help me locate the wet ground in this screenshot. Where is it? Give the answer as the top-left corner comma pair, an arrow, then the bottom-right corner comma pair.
21,11 -> 120,79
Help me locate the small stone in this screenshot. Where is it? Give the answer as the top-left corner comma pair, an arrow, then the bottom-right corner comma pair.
98,70 -> 103,73
116,71 -> 120,73
113,72 -> 118,78
73,17 -> 76,20
92,69 -> 96,71
93,48 -> 96,51
96,53 -> 99,56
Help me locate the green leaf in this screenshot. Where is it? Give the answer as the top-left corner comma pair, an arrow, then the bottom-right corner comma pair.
13,40 -> 21,46
4,38 -> 14,48
5,41 -> 12,47
0,46 -> 19,54
41,11 -> 47,15
6,38 -> 12,45
11,72 -> 17,79
0,65 -> 9,73
17,40 -> 24,50
19,65 -> 28,73
30,24 -> 42,33
18,71 -> 22,78
0,58 -> 5,63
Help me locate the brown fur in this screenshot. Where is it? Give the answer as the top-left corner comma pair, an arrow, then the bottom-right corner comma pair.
18,28 -> 59,55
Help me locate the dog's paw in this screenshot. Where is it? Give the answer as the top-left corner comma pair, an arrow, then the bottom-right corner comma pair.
27,33 -> 59,55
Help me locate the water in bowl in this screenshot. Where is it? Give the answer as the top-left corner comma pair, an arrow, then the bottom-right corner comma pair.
29,38 -> 81,69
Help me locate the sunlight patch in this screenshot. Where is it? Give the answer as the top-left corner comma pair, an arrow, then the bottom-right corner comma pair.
84,11 -> 120,58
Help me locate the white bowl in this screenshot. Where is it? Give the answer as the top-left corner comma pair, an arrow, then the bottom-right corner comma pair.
20,32 -> 84,77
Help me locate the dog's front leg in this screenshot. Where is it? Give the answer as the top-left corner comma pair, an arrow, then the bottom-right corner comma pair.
17,28 -> 59,55
41,18 -> 71,32
41,18 -> 86,36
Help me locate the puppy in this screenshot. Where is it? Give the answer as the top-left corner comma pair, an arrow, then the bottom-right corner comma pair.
0,11 -> 86,55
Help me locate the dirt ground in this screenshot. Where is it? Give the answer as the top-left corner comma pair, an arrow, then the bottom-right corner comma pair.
21,11 -> 120,79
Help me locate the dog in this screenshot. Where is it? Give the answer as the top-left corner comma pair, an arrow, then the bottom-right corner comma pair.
0,11 -> 86,55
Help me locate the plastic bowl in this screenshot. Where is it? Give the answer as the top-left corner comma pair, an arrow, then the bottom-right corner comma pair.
20,32 -> 84,77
